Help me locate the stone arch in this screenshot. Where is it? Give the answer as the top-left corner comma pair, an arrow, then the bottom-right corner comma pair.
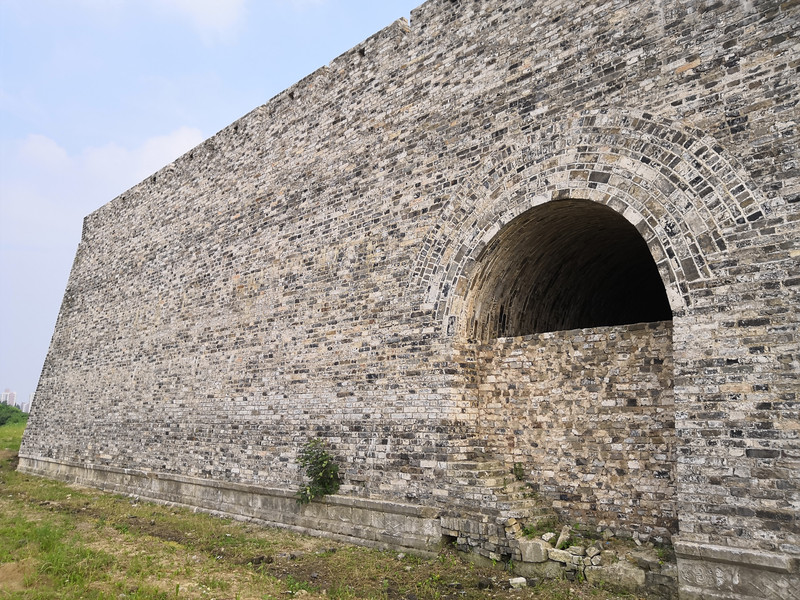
410,111 -> 767,334
465,198 -> 673,342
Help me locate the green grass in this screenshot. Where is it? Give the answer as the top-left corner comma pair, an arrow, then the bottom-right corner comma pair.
1,421 -> 27,452
0,404 -> 28,428
0,421 -> 641,599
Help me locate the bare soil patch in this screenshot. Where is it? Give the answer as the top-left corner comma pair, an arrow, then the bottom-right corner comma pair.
0,558 -> 35,592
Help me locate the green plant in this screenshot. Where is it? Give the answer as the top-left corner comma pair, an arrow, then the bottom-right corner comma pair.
655,543 -> 675,564
113,522 -> 129,534
286,575 -> 315,593
512,462 -> 525,481
0,404 -> 28,427
296,438 -> 340,504
522,516 -> 560,539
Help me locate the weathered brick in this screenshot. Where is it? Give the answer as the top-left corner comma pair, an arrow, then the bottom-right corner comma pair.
17,1 -> 800,599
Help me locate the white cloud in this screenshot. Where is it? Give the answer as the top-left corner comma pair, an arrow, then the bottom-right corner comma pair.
19,134 -> 70,171
1,127 -> 204,247
82,126 -> 206,192
41,0 -> 247,44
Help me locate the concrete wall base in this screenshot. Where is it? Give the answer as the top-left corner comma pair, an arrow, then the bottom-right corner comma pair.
675,540 -> 799,600
17,455 -> 441,556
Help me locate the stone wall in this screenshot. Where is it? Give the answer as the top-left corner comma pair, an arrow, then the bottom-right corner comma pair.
19,1 -> 799,598
458,321 -> 676,538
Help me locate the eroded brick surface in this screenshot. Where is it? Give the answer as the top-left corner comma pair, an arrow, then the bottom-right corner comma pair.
19,1 -> 799,598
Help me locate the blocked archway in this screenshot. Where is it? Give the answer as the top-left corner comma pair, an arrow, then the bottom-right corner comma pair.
456,198 -> 678,537
465,199 -> 672,341
436,190 -> 681,537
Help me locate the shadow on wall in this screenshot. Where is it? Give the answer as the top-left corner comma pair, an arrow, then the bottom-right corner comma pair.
464,198 -> 672,342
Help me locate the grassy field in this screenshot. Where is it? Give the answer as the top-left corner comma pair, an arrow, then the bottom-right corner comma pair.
0,421 -> 641,600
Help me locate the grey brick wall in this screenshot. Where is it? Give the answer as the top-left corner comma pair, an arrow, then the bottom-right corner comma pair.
457,321 -> 676,539
21,1 -> 799,597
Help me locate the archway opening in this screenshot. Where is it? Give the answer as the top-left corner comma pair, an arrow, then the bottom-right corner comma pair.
465,199 -> 672,341
457,197 -> 678,537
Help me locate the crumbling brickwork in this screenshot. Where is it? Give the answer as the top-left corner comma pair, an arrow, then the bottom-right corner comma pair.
20,1 -> 799,598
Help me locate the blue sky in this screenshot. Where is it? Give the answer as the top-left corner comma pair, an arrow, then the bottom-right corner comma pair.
0,0 -> 423,405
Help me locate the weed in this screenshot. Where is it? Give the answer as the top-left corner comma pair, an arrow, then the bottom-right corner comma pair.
416,573 -> 442,599
655,542 -> 675,565
512,462 -> 525,481
286,574 -> 316,593
328,584 -> 357,599
200,574 -> 231,591
296,438 -> 340,504
113,522 -> 130,534
522,516 -> 561,538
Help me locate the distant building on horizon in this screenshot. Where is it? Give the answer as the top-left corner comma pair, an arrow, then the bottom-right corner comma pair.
1,389 -> 29,412
1,388 -> 16,407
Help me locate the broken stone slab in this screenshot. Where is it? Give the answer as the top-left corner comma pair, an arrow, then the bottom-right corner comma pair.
517,538 -> 551,563
586,546 -> 601,558
630,548 -> 661,571
567,545 -> 586,556
515,558 -> 564,580
548,548 -> 572,563
541,532 -> 556,543
509,576 -> 527,589
555,525 -> 572,549
585,559 -> 646,589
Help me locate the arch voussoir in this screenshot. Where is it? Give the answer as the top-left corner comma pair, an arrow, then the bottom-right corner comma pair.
413,112 -> 765,334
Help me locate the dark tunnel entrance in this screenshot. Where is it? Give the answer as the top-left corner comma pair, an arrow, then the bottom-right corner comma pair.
465,199 -> 672,341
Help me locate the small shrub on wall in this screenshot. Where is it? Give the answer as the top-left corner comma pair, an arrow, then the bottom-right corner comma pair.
297,438 -> 340,504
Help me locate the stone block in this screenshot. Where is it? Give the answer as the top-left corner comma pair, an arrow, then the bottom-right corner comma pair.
548,548 -> 572,563
676,545 -> 800,600
518,539 -> 551,563
509,576 -> 527,589
515,559 -> 564,580
585,560 -> 647,594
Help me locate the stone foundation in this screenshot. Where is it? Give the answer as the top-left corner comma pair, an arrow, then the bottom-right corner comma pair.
675,541 -> 800,600
17,455 -> 441,555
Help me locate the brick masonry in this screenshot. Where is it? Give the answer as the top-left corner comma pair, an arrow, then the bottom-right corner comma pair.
457,321 -> 676,538
19,1 -> 799,598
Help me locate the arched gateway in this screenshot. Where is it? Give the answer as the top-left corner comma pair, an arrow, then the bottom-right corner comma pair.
460,198 -> 672,340
447,195 -> 677,536
20,1 -> 799,599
